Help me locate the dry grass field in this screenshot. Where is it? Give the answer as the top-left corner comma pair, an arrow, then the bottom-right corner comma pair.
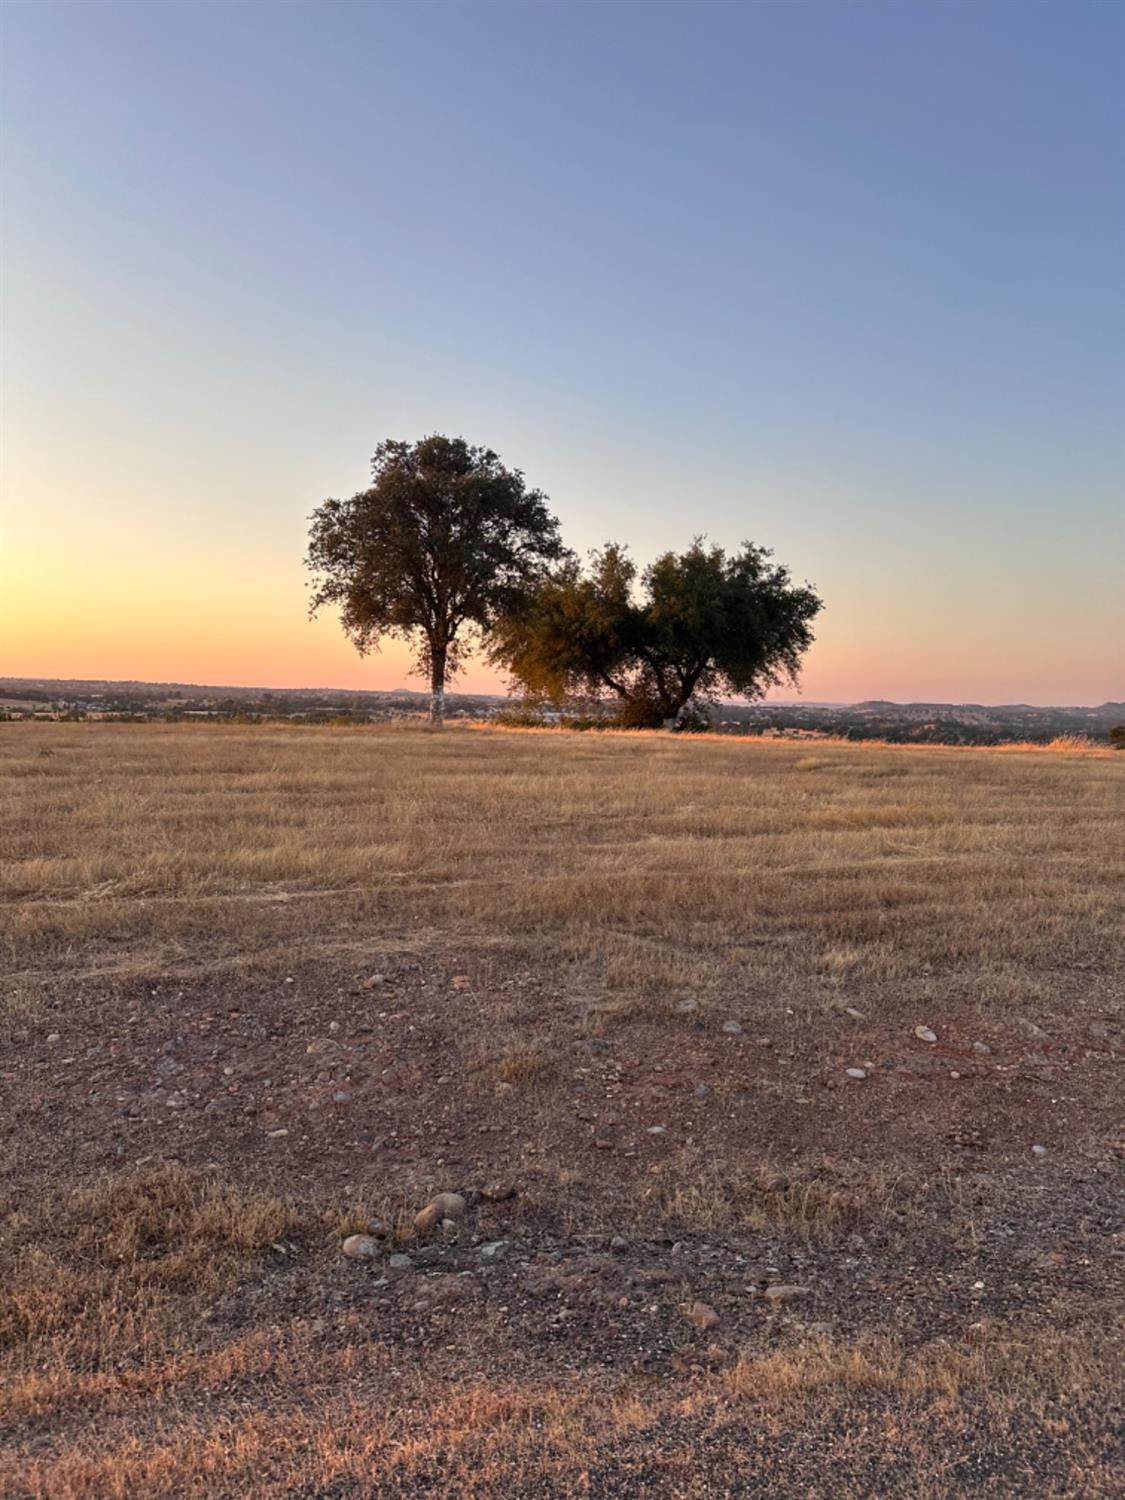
2,723 -> 1123,1497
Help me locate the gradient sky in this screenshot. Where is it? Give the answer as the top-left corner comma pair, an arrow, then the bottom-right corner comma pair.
2,0 -> 1122,704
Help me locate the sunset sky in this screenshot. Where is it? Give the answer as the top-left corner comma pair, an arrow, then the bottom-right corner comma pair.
2,0 -> 1122,704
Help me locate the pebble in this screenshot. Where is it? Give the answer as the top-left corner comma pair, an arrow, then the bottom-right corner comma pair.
341,1234 -> 379,1260
914,1026 -> 937,1044
675,999 -> 698,1014
763,1284 -> 811,1303
722,1021 -> 743,1035
47,1033 -> 61,1044
972,1042 -> 992,1055
684,1301 -> 720,1331
479,1239 -> 511,1262
481,1181 -> 516,1202
844,1067 -> 867,1080
414,1203 -> 442,1234
387,1253 -> 414,1273
431,1192 -> 466,1219
1031,1144 -> 1048,1159
843,1006 -> 865,1020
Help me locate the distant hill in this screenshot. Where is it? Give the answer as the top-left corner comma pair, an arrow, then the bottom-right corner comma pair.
2,679 -> 1121,744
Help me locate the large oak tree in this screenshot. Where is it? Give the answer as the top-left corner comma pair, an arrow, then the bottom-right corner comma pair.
489,539 -> 823,728
307,436 -> 565,723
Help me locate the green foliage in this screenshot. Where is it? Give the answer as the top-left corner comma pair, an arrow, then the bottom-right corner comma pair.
489,539 -> 822,727
307,435 -> 565,719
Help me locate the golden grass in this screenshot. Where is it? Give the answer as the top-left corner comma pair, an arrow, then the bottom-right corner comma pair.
2,722 -> 1122,1015
5,1316 -> 1118,1499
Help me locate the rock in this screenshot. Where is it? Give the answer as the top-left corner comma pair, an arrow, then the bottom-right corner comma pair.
1031,1144 -> 1048,1158
972,1042 -> 992,1055
342,1234 -> 379,1260
844,1067 -> 867,1080
914,1026 -> 937,1044
646,1125 -> 667,1134
844,1006 -> 865,1020
479,1239 -> 511,1262
675,998 -> 698,1014
694,1083 -> 713,1099
46,1032 -> 61,1044
684,1301 -> 720,1331
431,1192 -> 466,1219
481,1181 -> 516,1202
305,1038 -> 339,1056
367,1220 -> 391,1238
763,1284 -> 811,1303
610,1235 -> 628,1253
722,1021 -> 743,1035
388,1253 -> 414,1273
414,1203 -> 443,1234
361,974 -> 386,989
1016,1019 -> 1049,1041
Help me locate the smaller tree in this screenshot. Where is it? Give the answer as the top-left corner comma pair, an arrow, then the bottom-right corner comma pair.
307,436 -> 566,724
489,539 -> 822,727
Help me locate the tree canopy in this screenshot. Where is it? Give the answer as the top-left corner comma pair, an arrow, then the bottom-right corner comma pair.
306,435 -> 565,723
488,539 -> 823,727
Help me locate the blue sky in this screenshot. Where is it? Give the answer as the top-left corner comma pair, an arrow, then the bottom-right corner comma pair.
2,0 -> 1122,701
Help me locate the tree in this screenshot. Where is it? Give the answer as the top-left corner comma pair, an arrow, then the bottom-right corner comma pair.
489,539 -> 823,728
307,435 -> 566,724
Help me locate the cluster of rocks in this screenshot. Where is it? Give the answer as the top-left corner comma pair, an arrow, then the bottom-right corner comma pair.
341,1180 -> 517,1273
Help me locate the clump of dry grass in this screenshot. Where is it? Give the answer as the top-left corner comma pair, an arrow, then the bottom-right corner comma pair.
1,1164 -> 300,1382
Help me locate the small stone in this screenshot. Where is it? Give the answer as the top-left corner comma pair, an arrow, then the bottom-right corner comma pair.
685,1301 -> 720,1331
479,1239 -> 511,1262
361,974 -> 386,989
414,1203 -> 442,1234
431,1192 -> 466,1219
914,1026 -> 937,1044
675,998 -> 698,1014
481,1181 -> 516,1202
367,1220 -> 391,1238
1031,1144 -> 1048,1158
341,1234 -> 379,1260
844,1006 -> 865,1020
844,1067 -> 867,1080
722,1020 -> 743,1035
972,1042 -> 992,1055
328,1020 -> 340,1033
694,1083 -> 713,1099
647,1124 -> 667,1134
387,1253 -> 414,1273
763,1284 -> 811,1303
610,1235 -> 628,1252
1016,1019 -> 1049,1041
46,1032 -> 61,1044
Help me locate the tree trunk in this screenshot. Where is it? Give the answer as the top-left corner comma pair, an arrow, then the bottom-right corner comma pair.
430,650 -> 446,727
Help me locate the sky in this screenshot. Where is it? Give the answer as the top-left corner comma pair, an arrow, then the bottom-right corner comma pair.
1,0 -> 1122,705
